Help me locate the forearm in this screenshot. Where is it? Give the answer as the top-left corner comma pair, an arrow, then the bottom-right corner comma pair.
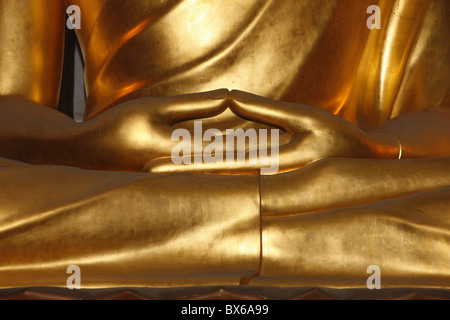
0,97 -> 85,166
261,157 -> 450,216
369,108 -> 450,159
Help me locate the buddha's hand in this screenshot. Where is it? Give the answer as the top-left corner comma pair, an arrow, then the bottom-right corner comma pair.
82,89 -> 229,171
148,90 -> 398,174
227,90 -> 399,172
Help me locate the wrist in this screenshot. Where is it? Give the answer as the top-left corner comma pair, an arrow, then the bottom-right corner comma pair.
28,120 -> 88,166
367,130 -> 403,159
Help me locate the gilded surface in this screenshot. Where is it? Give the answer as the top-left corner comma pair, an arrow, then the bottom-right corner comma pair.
0,0 -> 449,289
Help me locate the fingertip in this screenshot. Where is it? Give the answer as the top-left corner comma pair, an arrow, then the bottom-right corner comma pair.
230,90 -> 251,102
207,88 -> 230,100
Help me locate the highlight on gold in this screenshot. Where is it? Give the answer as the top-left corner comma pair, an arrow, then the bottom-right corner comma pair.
0,0 -> 449,295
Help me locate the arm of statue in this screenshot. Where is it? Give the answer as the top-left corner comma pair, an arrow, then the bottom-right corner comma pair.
233,90 -> 450,162
0,91 -> 229,171
374,107 -> 450,159
224,91 -> 450,215
227,90 -> 450,167
260,157 -> 450,216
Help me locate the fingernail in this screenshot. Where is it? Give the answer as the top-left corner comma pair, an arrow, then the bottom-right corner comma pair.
208,89 -> 229,100
230,90 -> 251,102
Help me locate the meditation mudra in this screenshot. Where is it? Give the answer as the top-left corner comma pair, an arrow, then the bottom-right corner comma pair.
0,0 -> 449,290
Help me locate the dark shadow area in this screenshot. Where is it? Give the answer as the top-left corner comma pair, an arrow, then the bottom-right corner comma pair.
58,26 -> 85,119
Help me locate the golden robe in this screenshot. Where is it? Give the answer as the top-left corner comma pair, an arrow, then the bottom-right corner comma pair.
0,0 -> 449,289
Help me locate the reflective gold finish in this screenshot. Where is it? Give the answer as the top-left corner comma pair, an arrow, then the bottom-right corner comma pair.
0,162 -> 261,288
0,0 -> 65,108
0,0 -> 449,289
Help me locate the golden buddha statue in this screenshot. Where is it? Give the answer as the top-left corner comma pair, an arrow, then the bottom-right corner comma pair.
0,0 -> 449,291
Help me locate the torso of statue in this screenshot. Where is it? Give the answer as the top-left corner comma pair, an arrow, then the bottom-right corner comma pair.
64,0 -> 449,131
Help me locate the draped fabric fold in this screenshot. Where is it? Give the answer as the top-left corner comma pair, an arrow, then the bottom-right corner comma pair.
79,0 -> 450,129
0,161 -> 261,288
0,0 -> 449,289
